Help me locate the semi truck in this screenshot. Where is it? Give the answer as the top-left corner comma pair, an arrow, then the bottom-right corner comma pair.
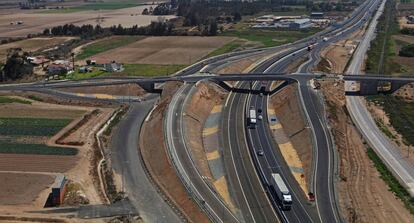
248,107 -> 257,128
271,173 -> 292,210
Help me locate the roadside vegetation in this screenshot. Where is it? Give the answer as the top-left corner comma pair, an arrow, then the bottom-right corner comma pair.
76,36 -> 143,60
366,147 -> 414,214
0,96 -> 31,104
206,40 -> 245,57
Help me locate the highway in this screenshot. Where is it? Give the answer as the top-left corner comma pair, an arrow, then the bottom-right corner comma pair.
165,83 -> 240,223
345,0 -> 414,196
239,0 -> 384,222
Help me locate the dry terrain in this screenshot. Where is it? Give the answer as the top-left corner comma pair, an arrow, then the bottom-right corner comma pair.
184,82 -> 226,180
91,36 -> 234,65
399,17 -> 414,29
270,84 -> 313,185
320,80 -> 414,223
0,173 -> 54,205
0,37 -> 76,63
140,82 -> 209,223
62,84 -> 146,97
0,5 -> 174,38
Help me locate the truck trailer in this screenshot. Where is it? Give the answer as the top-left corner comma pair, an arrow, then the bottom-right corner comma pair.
271,173 -> 292,210
248,107 -> 257,128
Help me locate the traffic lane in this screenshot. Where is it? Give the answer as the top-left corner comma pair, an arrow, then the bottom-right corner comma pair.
298,81 -> 339,223
229,91 -> 278,223
252,93 -> 318,223
221,91 -> 257,223
110,99 -> 182,223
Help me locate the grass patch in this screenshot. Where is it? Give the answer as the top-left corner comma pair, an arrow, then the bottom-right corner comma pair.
366,147 -> 414,214
0,142 -> 78,156
365,0 -> 401,74
42,0 -> 145,13
0,96 -> 31,104
0,117 -> 72,136
222,28 -> 319,47
206,40 -> 244,57
368,95 -> 414,146
27,95 -> 44,102
69,64 -> 186,79
76,36 -> 144,60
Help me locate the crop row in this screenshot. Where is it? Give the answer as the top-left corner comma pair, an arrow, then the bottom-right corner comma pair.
0,117 -> 72,136
0,142 -> 78,156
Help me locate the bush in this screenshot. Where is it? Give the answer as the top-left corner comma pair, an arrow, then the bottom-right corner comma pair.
399,44 -> 414,57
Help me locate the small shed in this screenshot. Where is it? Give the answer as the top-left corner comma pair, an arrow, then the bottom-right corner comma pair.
51,174 -> 67,206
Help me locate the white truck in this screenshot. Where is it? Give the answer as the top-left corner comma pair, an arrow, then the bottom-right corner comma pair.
271,173 -> 292,210
248,107 -> 257,128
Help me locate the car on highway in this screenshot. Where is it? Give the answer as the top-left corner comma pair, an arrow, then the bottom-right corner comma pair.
258,114 -> 263,120
257,150 -> 264,156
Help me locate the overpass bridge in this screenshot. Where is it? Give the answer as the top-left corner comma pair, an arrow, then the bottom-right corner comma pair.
1,73 -> 413,96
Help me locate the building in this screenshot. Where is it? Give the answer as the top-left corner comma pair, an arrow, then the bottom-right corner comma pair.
311,12 -> 324,19
47,60 -> 72,76
51,174 -> 67,206
289,19 -> 312,29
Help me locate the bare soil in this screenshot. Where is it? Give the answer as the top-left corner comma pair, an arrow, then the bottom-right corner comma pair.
215,54 -> 264,74
92,36 -> 234,65
0,154 -> 79,173
0,5 -> 175,38
321,80 -> 414,223
184,82 -> 227,182
61,84 -> 146,97
394,83 -> 414,102
399,17 -> 414,29
0,172 -> 54,205
0,37 -> 76,62
270,84 -> 313,184
140,81 -> 209,223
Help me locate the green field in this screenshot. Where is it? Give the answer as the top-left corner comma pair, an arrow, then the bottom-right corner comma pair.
0,96 -> 31,104
206,40 -> 244,58
76,36 -> 144,60
69,64 -> 186,79
368,95 -> 414,146
42,0 -> 146,13
222,28 -> 319,47
0,142 -> 78,156
0,117 -> 72,136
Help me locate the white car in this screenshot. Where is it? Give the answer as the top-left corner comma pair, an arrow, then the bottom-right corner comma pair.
258,114 -> 263,120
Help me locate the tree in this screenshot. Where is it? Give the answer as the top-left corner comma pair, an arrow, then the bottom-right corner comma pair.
43,28 -> 50,35
233,12 -> 242,21
2,48 -> 33,81
142,8 -> 149,15
208,20 -> 217,36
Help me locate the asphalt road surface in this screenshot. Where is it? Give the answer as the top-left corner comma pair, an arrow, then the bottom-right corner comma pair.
110,98 -> 182,223
345,0 -> 414,196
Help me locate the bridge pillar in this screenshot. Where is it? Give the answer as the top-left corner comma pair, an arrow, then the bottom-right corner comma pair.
359,80 -> 378,95
388,80 -> 408,94
137,83 -> 162,93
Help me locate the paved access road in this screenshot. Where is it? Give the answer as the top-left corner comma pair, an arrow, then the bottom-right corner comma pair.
110,98 -> 182,223
345,0 -> 414,196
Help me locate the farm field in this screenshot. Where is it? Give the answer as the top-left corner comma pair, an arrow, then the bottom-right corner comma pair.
0,37 -> 75,63
0,173 -> 54,205
0,154 -> 79,172
43,0 -> 150,13
90,36 -> 234,65
0,5 -> 175,38
75,36 -> 144,60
